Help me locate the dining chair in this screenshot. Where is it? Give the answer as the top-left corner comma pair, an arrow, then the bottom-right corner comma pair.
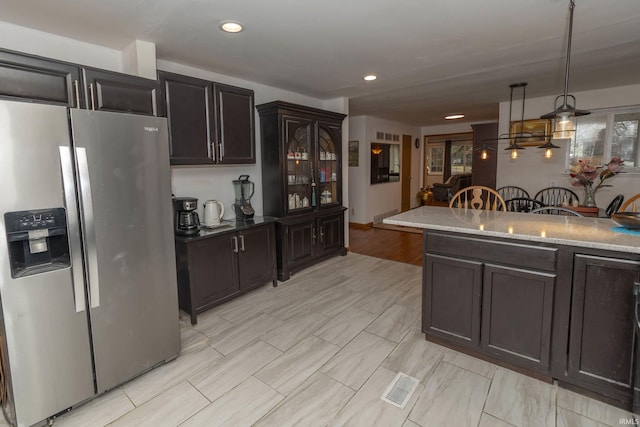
530,206 -> 584,217
604,194 -> 625,217
534,187 -> 580,207
497,186 -> 530,201
620,193 -> 640,212
449,186 -> 506,211
505,197 -> 544,213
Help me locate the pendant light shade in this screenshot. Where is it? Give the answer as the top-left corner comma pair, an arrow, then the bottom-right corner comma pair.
541,0 -> 590,138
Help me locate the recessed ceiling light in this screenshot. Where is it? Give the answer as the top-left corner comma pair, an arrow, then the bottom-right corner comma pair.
363,75 -> 377,81
220,21 -> 243,33
444,114 -> 465,120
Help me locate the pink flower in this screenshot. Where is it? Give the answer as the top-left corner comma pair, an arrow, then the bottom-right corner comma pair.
569,157 -> 624,193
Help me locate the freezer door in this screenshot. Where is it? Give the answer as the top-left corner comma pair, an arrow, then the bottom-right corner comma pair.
0,101 -> 94,427
69,109 -> 180,392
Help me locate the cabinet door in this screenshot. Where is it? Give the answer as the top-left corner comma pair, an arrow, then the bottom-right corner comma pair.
214,83 -> 255,164
568,254 -> 640,395
317,121 -> 342,208
189,234 -> 240,310
159,71 -> 215,165
318,212 -> 344,255
83,68 -> 159,116
0,49 -> 83,108
285,219 -> 316,267
238,224 -> 276,290
424,253 -> 482,348
284,116 -> 315,214
482,264 -> 555,372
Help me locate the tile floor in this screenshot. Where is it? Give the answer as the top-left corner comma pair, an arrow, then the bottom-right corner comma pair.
18,253 -> 639,426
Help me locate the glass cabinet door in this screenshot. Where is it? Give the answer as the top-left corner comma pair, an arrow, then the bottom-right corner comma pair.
318,126 -> 339,206
285,120 -> 313,212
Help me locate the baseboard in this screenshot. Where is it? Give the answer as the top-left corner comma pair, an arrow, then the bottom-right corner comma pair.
349,222 -> 373,230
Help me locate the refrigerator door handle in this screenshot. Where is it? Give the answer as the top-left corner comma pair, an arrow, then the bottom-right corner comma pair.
59,146 -> 86,313
76,147 -> 101,308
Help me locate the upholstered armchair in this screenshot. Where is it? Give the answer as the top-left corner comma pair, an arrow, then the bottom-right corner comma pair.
431,173 -> 472,201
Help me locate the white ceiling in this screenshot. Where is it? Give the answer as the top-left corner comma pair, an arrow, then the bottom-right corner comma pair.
1,0 -> 639,126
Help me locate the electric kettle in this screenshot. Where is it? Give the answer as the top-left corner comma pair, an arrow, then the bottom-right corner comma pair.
203,200 -> 224,226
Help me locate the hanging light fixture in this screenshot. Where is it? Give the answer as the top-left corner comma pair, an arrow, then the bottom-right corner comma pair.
475,144 -> 494,160
503,82 -> 528,159
540,0 -> 590,139
538,140 -> 560,158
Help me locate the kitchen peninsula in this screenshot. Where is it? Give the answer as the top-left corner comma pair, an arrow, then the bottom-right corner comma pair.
385,206 -> 640,411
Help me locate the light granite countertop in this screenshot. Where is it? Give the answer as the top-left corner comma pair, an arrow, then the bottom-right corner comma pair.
384,206 -> 640,254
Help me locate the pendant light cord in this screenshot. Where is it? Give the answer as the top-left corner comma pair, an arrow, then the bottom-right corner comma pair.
561,0 -> 576,108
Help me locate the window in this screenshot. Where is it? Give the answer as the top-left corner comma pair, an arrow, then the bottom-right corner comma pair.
450,142 -> 473,174
570,106 -> 640,169
427,144 -> 444,175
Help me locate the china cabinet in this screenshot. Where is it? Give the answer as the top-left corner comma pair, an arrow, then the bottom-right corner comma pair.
257,101 -> 347,281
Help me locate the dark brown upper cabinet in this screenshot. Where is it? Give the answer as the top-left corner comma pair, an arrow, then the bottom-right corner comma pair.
158,71 -> 255,166
83,68 -> 159,116
214,83 -> 255,164
0,48 -> 84,108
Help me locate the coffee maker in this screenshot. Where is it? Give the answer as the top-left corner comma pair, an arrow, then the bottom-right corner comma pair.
173,197 -> 200,235
232,175 -> 255,220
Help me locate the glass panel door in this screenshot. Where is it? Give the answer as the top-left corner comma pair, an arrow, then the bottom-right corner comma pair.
286,122 -> 312,212
318,127 -> 338,206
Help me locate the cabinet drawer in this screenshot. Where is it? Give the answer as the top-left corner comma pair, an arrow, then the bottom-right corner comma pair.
426,232 -> 557,272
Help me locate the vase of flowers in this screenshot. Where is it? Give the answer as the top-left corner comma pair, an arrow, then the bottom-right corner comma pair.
569,157 -> 624,207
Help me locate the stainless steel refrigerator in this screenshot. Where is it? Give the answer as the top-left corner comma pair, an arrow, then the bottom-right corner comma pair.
0,100 -> 180,427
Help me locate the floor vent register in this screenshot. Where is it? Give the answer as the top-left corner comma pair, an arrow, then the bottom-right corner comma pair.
380,372 -> 420,409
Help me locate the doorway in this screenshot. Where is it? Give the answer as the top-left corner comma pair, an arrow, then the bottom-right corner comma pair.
401,135 -> 412,211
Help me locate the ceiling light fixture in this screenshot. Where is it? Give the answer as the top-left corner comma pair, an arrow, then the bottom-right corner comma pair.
538,140 -> 561,159
220,21 -> 243,33
444,114 -> 464,120
371,145 -> 382,155
363,75 -> 377,81
540,0 -> 590,139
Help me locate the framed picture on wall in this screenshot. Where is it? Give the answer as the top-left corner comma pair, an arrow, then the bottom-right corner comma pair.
348,140 -> 359,166
510,119 -> 551,146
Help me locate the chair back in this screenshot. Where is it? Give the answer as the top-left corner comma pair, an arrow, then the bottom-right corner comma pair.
605,194 -> 625,217
505,197 -> 544,213
534,187 -> 579,206
530,206 -> 584,217
498,186 -> 530,201
450,186 -> 506,211
620,193 -> 640,212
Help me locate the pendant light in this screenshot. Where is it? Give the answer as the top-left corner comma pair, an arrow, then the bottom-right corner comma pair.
503,82 -> 528,159
540,0 -> 590,139
538,140 -> 560,158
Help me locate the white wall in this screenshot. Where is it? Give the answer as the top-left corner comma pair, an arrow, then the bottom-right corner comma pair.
496,84 -> 640,207
349,115 -> 421,224
158,60 -> 348,225
0,20 -> 123,71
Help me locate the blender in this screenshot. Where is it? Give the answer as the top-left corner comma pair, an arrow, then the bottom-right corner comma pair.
232,175 -> 255,220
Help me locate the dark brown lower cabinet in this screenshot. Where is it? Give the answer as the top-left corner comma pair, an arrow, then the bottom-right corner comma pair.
423,254 -> 482,348
422,229 -> 640,410
277,208 -> 346,281
175,222 -> 276,324
482,264 -> 555,372
567,254 -> 640,403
